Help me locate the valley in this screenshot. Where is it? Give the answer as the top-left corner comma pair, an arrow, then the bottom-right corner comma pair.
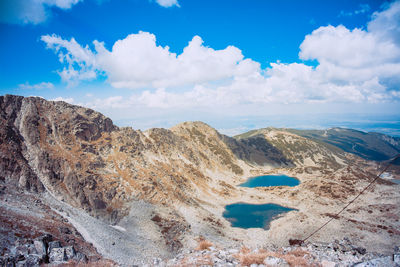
1,95 -> 399,266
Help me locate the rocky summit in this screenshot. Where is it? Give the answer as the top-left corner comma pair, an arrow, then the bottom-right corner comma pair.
1,95 -> 399,266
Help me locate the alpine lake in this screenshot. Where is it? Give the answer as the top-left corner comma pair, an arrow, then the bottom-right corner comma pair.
223,174 -> 299,229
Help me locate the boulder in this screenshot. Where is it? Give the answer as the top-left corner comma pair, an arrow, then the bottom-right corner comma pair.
48,241 -> 61,253
394,253 -> 400,265
64,246 -> 76,260
49,247 -> 66,262
33,240 -> 46,257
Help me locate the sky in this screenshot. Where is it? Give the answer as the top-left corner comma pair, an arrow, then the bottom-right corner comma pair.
1,0 -> 400,136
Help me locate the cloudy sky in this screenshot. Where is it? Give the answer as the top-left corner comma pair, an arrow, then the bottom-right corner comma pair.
1,0 -> 399,135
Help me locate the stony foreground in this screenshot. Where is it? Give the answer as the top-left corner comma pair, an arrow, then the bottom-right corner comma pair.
2,236 -> 399,266
162,238 -> 399,267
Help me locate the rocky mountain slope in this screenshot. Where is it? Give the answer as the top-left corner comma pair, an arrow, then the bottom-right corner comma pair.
235,127 -> 348,170
1,95 -> 399,266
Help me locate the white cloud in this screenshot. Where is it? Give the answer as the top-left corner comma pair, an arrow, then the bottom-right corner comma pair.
368,1 -> 400,45
52,96 -> 74,103
42,1 -> 400,107
42,31 -> 259,88
0,0 -> 81,25
299,25 -> 400,68
155,0 -> 179,8
18,82 -> 55,90
299,0 -> 400,95
41,34 -> 97,86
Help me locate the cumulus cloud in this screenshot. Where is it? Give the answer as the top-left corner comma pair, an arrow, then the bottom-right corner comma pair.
18,82 -> 55,90
0,0 -> 81,24
42,31 -> 259,88
299,0 -> 400,94
368,1 -> 400,45
155,0 -> 179,8
42,1 -> 400,106
41,34 -> 97,86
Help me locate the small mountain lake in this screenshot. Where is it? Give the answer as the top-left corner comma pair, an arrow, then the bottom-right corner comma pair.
240,174 -> 300,188
223,203 -> 296,229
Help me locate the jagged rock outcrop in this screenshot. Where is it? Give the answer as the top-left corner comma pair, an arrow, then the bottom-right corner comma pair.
0,96 -> 43,192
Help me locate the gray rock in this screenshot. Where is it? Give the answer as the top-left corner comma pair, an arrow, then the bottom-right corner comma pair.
263,256 -> 290,267
47,241 -> 61,253
74,252 -> 88,263
49,247 -> 66,262
33,241 -> 46,257
26,244 -> 37,255
15,245 -> 29,257
354,246 -> 367,255
4,255 -> 16,267
24,255 -> 41,267
320,260 -> 336,267
394,253 -> 400,265
353,256 -> 395,267
228,249 -> 239,254
64,246 -> 76,260
15,254 -> 25,262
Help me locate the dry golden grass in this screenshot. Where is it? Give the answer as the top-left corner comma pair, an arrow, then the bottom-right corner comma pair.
240,245 -> 251,254
280,254 -> 312,267
240,253 -> 269,265
233,247 -> 316,267
196,239 -> 213,250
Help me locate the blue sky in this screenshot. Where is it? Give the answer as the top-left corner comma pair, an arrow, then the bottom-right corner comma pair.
1,0 -> 400,135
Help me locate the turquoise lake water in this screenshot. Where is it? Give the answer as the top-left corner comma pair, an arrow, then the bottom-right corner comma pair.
223,203 -> 296,229
240,174 -> 300,187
